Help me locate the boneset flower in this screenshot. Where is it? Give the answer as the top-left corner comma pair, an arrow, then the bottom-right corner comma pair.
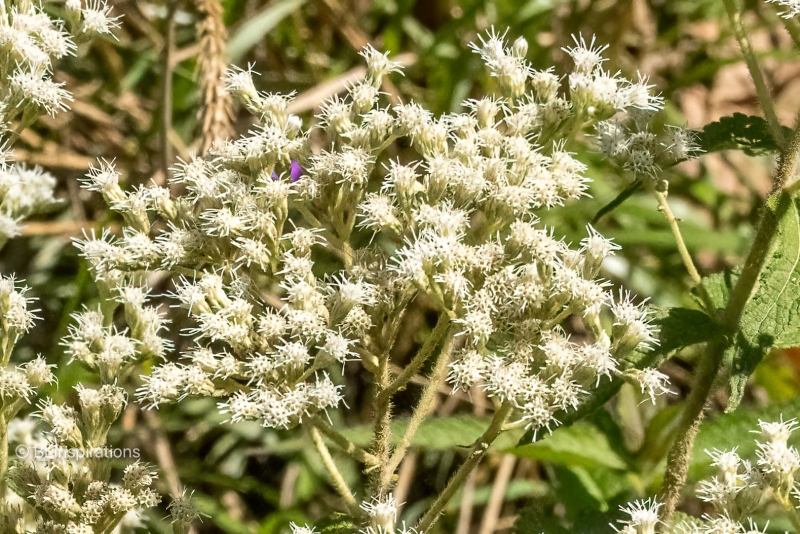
612,417 -> 800,533
72,29 -> 672,533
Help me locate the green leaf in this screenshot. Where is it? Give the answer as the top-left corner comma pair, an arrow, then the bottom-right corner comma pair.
510,422 -> 628,470
690,394 -> 800,480
650,306 -> 719,355
316,513 -> 359,534
338,414 -> 523,451
514,502 -> 571,534
701,193 -> 800,410
695,112 -> 792,156
228,0 -> 308,63
591,178 -> 644,224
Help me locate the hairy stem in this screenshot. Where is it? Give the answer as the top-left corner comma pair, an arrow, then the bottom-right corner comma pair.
659,170 -> 796,528
652,189 -> 717,314
309,426 -> 360,514
782,16 -> 800,49
659,338 -> 723,524
723,0 -> 785,147
381,326 -> 455,489
416,402 -> 512,532
369,349 -> 393,496
310,415 -> 379,466
0,415 -> 7,498
381,312 -> 452,401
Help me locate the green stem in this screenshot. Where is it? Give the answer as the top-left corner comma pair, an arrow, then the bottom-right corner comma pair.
416,402 -> 512,533
381,327 -> 455,489
310,415 -> 379,467
369,349 -> 393,496
659,173 -> 795,528
309,426 -> 361,514
724,0 -> 785,148
380,312 -> 452,401
781,16 -> 800,49
659,337 -> 723,525
652,189 -> 717,315
0,415 -> 7,499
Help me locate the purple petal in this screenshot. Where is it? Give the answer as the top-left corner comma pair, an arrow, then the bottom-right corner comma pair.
271,170 -> 280,181
290,160 -> 303,182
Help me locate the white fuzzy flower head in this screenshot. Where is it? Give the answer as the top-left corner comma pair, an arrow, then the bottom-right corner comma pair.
361,495 -> 398,534
631,368 -> 671,404
10,68 -> 72,116
616,499 -> 661,534
168,490 -> 203,526
81,1 -> 121,36
361,44 -> 403,82
563,34 -> 608,74
767,0 -> 800,18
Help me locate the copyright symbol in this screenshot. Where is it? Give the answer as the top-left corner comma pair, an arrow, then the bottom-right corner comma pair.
15,444 -> 29,459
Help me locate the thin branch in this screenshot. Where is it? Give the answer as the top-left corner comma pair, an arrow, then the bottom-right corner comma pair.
478,455 -> 517,534
309,426 -> 360,514
309,415 -> 380,467
141,410 -> 184,498
381,327 -> 455,488
723,0 -> 785,147
416,402 -> 513,533
0,415 -> 7,499
780,14 -> 800,49
652,189 -> 717,314
381,312 -> 452,401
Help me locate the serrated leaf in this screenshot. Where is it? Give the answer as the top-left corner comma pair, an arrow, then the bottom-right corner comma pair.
650,306 -> 719,354
701,193 -> 800,410
695,112 -> 791,156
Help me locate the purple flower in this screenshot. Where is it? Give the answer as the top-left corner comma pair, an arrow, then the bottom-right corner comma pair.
291,160 -> 303,182
272,160 -> 304,182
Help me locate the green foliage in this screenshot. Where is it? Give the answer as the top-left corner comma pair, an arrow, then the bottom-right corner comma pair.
228,0 -> 308,62
702,193 -> 800,410
695,112 -> 793,156
511,422 -> 628,471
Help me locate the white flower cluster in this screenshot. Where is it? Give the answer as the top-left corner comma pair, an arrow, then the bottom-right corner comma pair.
0,276 -> 54,425
596,113 -> 698,179
549,34 -> 696,179
687,418 -> 800,532
291,494 -> 419,534
0,0 -> 119,245
73,32 -> 666,444
8,455 -> 161,534
614,498 -> 662,534
767,0 -> 800,18
62,284 -> 171,384
0,165 -> 60,244
0,275 -> 161,533
613,417 -> 800,534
